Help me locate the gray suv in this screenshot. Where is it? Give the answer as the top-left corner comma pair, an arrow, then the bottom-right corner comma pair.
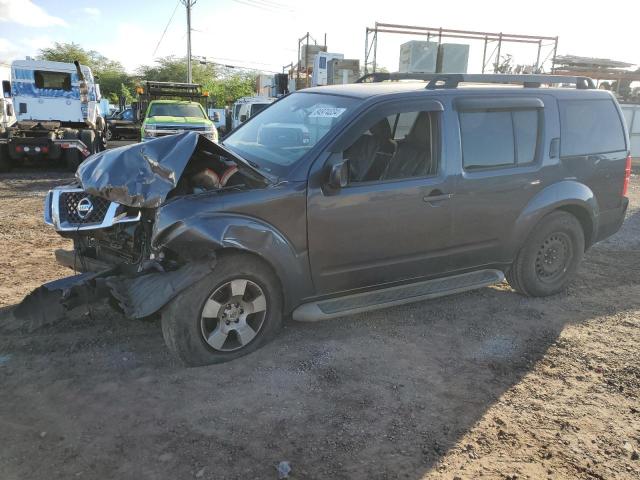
33,74 -> 631,366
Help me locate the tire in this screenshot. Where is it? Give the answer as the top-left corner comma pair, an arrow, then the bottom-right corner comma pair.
62,130 -> 82,171
507,211 -> 585,297
80,129 -> 97,155
161,253 -> 283,366
0,144 -> 11,172
105,126 -> 113,141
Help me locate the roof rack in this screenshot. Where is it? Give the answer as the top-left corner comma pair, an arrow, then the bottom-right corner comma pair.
355,72 -> 596,90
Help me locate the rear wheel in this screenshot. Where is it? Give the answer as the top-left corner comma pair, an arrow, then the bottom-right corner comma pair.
507,211 -> 585,297
161,253 -> 283,366
80,129 -> 97,154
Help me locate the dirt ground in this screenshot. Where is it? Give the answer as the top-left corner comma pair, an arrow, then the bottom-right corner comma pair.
0,167 -> 639,480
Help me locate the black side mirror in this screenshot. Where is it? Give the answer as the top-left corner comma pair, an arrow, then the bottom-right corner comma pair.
240,114 -> 247,123
327,160 -> 349,189
6,103 -> 13,117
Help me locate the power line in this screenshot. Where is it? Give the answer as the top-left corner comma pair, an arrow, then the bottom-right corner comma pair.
152,0 -> 181,58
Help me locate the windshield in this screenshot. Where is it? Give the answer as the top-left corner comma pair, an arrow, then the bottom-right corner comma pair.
223,92 -> 358,177
148,103 -> 205,118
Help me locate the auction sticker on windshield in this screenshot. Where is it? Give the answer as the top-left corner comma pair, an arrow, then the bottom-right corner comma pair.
308,107 -> 347,118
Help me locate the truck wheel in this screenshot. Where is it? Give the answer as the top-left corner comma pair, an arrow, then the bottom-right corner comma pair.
80,129 -> 97,155
0,145 -> 11,172
161,253 -> 283,366
105,126 -> 113,141
507,211 -> 585,297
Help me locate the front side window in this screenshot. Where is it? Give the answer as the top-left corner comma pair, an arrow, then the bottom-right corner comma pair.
559,99 -> 626,156
223,92 -> 358,177
34,71 -> 71,91
344,110 -> 439,183
460,109 -> 540,169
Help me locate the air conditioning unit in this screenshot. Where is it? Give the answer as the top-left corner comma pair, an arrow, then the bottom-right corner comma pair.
437,43 -> 470,73
312,52 -> 344,86
399,41 -> 439,73
327,59 -> 360,85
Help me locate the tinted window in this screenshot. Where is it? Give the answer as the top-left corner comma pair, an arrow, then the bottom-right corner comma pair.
345,110 -> 438,183
388,111 -> 419,140
560,99 -> 626,156
34,71 -> 71,91
460,111 -> 514,169
513,110 -> 538,164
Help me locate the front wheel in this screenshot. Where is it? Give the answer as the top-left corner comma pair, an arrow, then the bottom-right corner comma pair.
161,253 -> 283,366
507,211 -> 585,297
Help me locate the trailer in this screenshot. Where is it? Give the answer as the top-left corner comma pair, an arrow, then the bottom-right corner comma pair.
0,59 -> 107,172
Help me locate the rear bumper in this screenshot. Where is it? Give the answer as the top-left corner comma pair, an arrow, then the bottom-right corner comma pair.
595,198 -> 629,243
0,137 -> 90,161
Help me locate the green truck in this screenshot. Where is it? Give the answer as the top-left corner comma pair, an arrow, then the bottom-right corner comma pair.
134,81 -> 218,143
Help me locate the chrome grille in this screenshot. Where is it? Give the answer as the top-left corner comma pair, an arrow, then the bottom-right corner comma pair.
59,192 -> 111,225
45,188 -> 142,232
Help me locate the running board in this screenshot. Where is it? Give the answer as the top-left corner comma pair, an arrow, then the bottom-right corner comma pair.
292,269 -> 504,322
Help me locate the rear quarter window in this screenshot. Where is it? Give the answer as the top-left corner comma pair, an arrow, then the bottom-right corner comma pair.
559,99 -> 626,156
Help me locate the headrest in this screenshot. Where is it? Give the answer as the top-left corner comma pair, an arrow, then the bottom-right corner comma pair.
370,118 -> 392,140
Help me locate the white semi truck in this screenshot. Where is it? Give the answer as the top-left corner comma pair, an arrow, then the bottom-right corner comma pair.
0,59 -> 107,172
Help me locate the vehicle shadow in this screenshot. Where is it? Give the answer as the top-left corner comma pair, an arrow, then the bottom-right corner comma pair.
1,211 -> 639,480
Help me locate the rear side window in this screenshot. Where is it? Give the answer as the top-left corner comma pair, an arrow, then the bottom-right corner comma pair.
459,109 -> 539,169
34,71 -> 71,91
559,99 -> 626,156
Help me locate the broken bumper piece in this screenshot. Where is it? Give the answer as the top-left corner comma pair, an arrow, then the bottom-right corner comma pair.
14,258 -> 216,330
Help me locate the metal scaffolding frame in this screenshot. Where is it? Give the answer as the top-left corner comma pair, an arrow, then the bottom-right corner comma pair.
364,22 -> 559,75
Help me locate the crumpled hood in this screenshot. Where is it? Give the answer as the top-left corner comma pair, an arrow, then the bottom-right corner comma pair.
76,131 -> 270,209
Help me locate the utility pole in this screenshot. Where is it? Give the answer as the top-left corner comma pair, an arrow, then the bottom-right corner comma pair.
181,0 -> 197,83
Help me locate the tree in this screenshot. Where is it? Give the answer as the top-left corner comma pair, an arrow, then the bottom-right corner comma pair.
38,42 -> 134,103
137,57 -> 257,107
136,56 -> 217,85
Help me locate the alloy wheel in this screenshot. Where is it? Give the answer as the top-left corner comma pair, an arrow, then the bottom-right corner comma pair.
200,279 -> 267,352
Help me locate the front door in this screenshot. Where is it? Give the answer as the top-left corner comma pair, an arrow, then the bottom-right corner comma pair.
307,100 -> 454,295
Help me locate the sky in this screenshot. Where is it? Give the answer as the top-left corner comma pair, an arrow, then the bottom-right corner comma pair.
0,0 -> 639,78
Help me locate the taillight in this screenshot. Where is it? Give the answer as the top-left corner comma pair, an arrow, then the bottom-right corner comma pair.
622,154 -> 632,197
15,145 -> 23,152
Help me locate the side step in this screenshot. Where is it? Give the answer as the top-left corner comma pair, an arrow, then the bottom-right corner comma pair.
292,269 -> 504,322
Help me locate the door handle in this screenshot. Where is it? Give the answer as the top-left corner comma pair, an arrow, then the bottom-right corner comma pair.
423,192 -> 453,205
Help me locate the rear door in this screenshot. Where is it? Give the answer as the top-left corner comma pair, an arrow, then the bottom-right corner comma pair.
307,98 -> 455,294
449,95 -> 552,268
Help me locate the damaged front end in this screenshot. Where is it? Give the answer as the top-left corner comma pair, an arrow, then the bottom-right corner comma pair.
16,131 -> 271,329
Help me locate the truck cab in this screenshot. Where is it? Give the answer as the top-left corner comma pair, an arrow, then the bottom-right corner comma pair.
0,59 -> 106,171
